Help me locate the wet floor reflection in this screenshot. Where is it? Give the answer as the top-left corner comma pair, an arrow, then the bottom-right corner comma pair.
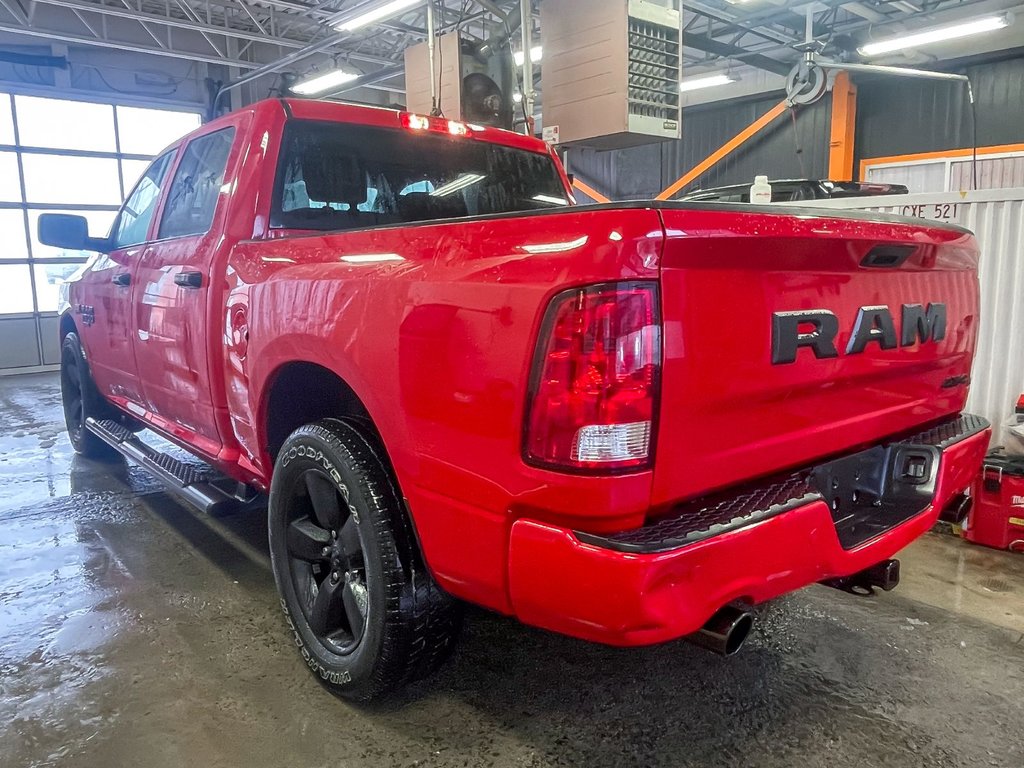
1,373 -> 1023,768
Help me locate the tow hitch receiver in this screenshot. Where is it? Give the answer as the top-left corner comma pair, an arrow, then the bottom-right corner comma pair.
822,559 -> 901,596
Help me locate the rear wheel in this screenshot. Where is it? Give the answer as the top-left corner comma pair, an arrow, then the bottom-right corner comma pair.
60,332 -> 120,460
268,419 -> 461,701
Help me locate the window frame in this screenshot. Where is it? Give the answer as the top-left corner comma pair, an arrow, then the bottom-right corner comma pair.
110,148 -> 179,251
155,125 -> 237,243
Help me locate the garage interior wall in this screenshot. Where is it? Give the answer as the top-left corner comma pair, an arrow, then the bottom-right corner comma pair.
569,52 -> 1024,202
566,93 -> 831,200
864,148 -> 1024,194
855,55 -> 1024,170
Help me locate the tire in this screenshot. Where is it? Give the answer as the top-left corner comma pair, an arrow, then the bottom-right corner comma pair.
268,418 -> 462,701
60,332 -> 121,460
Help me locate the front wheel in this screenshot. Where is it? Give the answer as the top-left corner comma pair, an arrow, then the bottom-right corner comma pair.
268,419 -> 461,701
60,332 -> 120,460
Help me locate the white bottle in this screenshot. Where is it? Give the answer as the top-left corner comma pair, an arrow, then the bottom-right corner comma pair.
749,175 -> 772,204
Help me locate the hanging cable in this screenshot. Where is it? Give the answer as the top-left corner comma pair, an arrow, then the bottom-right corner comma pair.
968,80 -> 979,190
789,105 -> 806,178
433,0 -> 445,116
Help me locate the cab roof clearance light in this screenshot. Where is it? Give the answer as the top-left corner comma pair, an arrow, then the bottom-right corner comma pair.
400,112 -> 473,138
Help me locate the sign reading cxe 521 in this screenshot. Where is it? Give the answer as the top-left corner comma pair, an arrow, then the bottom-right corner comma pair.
771,304 -> 947,365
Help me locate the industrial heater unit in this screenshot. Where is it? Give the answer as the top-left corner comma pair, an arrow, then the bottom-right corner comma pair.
540,0 -> 682,148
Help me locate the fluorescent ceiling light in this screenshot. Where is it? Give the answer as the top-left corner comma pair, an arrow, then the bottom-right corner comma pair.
334,0 -> 422,32
533,194 -> 568,205
513,46 -> 543,66
859,14 -> 1011,56
679,73 -> 738,92
431,173 -> 485,197
291,69 -> 359,95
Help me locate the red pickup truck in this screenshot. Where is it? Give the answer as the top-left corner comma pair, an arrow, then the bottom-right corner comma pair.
44,98 -> 990,701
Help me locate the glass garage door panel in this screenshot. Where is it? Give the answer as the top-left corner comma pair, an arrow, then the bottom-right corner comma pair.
0,151 -> 21,201
33,263 -> 82,314
0,94 -> 203,372
116,106 -> 200,155
0,264 -> 35,314
0,210 -> 28,260
21,155 -> 121,205
0,93 -> 13,145
14,95 -> 116,153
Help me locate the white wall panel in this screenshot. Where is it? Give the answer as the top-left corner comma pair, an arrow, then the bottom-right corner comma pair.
788,188 -> 1024,444
865,162 -> 945,193
950,156 -> 1024,193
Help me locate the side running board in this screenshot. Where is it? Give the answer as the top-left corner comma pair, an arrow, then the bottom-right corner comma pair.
86,417 -> 261,515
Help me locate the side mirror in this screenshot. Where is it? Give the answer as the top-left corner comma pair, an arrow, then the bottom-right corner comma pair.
37,213 -> 107,253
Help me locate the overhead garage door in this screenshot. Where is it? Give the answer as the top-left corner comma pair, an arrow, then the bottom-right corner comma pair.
0,92 -> 200,374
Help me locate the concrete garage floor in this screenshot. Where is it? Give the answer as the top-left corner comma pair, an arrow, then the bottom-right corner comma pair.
2,374 -> 1023,768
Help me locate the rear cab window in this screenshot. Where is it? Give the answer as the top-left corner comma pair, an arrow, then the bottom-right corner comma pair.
271,120 -> 569,233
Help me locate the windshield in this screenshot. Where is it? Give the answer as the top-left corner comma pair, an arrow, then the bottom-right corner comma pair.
271,119 -> 570,232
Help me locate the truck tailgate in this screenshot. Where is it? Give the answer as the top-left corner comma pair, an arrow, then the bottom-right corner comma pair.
652,205 -> 980,507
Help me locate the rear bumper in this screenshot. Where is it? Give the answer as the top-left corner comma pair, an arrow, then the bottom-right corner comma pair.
507,416 -> 990,646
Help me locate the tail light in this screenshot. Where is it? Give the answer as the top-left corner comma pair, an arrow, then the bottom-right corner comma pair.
525,281 -> 661,472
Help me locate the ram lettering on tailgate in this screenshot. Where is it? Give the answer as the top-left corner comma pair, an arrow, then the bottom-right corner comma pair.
771,303 -> 947,365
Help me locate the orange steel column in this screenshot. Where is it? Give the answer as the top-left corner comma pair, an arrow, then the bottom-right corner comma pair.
828,72 -> 858,181
656,100 -> 788,201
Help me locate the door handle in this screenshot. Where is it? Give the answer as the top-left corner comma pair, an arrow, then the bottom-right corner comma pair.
174,271 -> 203,288
111,273 -> 131,286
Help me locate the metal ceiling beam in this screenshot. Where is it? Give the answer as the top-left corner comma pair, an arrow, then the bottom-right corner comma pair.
683,0 -> 796,45
683,33 -> 791,75
320,62 -> 404,97
29,0 -> 313,49
218,31 -> 346,94
0,0 -> 28,25
0,19 -> 263,67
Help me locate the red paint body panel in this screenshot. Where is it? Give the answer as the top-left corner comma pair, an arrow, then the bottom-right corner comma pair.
653,208 -> 979,506
63,99 -> 989,642
508,428 -> 990,645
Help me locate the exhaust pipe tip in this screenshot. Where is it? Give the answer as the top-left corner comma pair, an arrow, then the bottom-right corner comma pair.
687,605 -> 755,657
822,558 -> 901,595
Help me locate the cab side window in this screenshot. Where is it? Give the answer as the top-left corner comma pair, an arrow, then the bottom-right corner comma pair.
112,151 -> 176,249
158,127 -> 235,240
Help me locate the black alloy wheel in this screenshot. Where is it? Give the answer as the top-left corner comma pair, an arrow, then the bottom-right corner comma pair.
60,332 -> 119,459
268,419 -> 462,701
61,343 -> 85,446
284,468 -> 369,654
